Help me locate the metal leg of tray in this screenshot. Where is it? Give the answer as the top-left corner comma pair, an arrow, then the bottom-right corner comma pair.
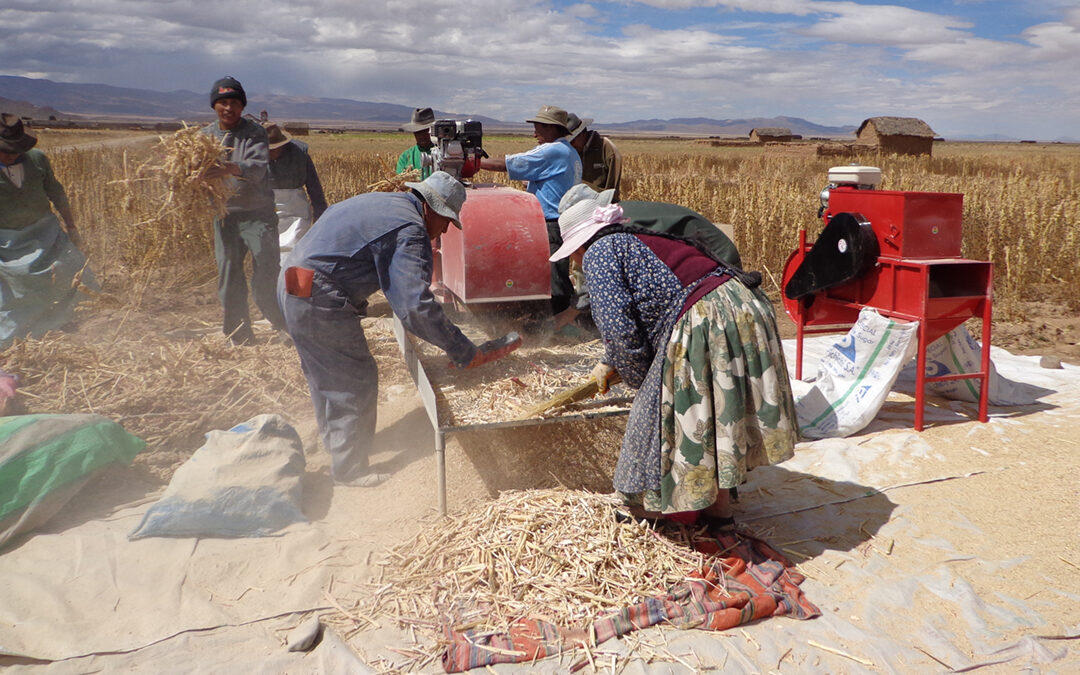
435,430 -> 446,516
391,315 -> 450,516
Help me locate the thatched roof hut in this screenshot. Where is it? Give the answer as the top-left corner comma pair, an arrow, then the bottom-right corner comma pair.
749,127 -> 793,143
856,117 -> 935,156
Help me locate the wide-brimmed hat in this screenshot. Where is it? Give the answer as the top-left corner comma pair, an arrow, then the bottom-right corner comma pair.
263,123 -> 292,150
405,171 -> 466,229
566,113 -> 593,141
550,184 -> 618,261
526,105 -> 570,132
403,107 -> 435,132
0,113 -> 37,154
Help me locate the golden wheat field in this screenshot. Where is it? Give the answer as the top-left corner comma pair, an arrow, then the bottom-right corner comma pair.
9,129 -> 1076,476
46,130 -> 1080,315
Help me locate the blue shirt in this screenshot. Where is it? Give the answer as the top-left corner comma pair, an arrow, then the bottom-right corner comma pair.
504,139 -> 582,220
286,191 -> 476,365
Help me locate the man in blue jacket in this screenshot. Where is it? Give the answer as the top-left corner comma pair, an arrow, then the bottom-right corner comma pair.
278,172 -> 520,487
480,105 -> 582,314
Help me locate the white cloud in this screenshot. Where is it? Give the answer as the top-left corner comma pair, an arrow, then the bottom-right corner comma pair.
0,0 -> 1076,138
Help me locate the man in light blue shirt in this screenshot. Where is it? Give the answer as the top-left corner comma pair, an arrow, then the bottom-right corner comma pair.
480,105 -> 582,314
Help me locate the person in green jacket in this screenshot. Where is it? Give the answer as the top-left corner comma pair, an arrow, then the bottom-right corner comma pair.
0,113 -> 95,346
396,107 -> 435,180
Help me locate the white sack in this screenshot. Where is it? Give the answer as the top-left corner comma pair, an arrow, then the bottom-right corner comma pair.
919,325 -> 1042,406
795,308 -> 919,439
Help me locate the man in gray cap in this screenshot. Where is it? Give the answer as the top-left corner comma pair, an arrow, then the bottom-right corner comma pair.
480,105 -> 582,314
566,113 -> 623,201
396,107 -> 436,180
277,171 -> 521,487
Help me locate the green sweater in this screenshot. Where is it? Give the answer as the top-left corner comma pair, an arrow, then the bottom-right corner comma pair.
0,150 -> 71,231
396,145 -> 432,179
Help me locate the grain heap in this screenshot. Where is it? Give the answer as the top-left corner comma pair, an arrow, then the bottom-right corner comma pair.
408,333 -> 632,425
332,488 -> 717,669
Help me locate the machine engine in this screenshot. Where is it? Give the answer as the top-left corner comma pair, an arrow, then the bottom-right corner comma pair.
420,119 -> 552,307
423,119 -> 486,181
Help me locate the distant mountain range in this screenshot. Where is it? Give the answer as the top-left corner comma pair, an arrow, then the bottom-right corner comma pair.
8,74 -> 1073,141
0,75 -> 859,138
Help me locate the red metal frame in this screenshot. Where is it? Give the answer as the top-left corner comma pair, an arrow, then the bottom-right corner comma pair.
784,187 -> 994,431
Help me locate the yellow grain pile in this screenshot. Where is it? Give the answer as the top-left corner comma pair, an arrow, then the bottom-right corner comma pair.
330,488 -> 715,669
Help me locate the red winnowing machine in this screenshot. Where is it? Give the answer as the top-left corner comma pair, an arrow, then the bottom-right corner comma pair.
781,165 -> 994,431
422,120 -> 552,308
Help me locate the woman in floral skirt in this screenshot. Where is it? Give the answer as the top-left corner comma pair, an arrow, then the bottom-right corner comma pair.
552,185 -> 798,530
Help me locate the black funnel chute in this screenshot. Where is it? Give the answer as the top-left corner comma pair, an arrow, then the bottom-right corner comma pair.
784,212 -> 880,299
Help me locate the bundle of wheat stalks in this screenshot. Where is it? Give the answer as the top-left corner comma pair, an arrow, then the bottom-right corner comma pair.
367,167 -> 420,192
330,488 -> 714,668
154,124 -> 235,221
114,123 -> 234,227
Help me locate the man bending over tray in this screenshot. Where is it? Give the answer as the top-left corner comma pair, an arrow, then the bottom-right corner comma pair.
278,171 -> 521,487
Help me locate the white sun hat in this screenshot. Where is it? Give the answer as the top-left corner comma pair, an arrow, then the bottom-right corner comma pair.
550,185 -> 620,261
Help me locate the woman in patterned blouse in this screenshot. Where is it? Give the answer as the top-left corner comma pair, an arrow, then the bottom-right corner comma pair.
553,185 -> 799,530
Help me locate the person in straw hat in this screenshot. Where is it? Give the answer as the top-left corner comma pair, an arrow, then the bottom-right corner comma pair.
565,112 -> 623,201
396,106 -> 436,180
277,171 -> 522,487
480,105 -> 582,315
0,113 -> 96,347
263,121 -> 327,264
550,186 -> 797,531
201,76 -> 286,346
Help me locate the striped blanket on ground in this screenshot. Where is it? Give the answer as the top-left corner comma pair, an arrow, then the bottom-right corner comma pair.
441,530 -> 820,672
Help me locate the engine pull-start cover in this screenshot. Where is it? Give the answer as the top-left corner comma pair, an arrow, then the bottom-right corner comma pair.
784,212 -> 880,299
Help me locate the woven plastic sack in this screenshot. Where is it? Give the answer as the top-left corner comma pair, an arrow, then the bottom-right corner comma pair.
1,414 -> 146,550
129,414 -> 306,539
795,308 -> 919,438
922,325 -> 1040,406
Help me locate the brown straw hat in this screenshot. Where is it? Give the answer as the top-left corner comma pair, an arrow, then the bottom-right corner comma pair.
0,113 -> 38,154
262,123 -> 292,150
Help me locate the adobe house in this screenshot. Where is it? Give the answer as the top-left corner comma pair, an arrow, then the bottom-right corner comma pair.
749,127 -> 793,143
855,117 -> 935,156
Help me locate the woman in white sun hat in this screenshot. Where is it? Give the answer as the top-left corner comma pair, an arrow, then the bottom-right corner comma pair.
553,185 -> 798,531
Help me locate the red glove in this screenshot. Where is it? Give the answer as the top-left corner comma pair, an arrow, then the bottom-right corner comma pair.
451,332 -> 523,370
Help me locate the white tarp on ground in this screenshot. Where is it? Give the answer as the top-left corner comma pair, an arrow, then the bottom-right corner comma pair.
1,339 -> 1078,673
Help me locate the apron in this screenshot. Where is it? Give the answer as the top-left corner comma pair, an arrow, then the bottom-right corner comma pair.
274,188 -> 314,263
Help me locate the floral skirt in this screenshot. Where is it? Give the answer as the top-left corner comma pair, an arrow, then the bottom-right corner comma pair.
621,282 -> 798,514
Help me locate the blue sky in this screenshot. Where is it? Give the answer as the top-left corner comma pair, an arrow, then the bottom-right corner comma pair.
1,0 -> 1077,139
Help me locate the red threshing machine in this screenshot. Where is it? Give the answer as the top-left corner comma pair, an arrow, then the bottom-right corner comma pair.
422,119 -> 551,307
782,165 -> 994,431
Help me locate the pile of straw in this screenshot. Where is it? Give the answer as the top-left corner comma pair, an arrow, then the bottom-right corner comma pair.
3,314 -> 310,480
332,488 -> 715,668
